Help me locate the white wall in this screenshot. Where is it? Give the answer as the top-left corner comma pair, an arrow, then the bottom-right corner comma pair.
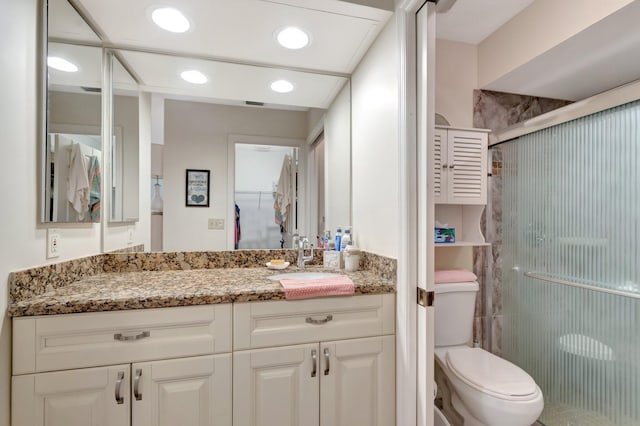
351,16 -> 398,258
478,0 -> 634,88
163,100 -> 307,252
324,81 -> 352,235
234,145 -> 292,192
0,1 -> 103,424
435,39 -> 477,128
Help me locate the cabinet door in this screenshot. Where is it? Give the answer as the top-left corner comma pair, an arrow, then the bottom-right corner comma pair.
446,130 -> 487,204
433,128 -> 448,204
132,354 -> 232,426
233,344 -> 319,426
12,365 -> 130,426
320,336 -> 395,426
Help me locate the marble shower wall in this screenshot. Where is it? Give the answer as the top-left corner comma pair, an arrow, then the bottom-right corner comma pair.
472,89 -> 572,355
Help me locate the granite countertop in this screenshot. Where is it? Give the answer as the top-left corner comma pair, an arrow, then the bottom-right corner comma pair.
9,266 -> 396,317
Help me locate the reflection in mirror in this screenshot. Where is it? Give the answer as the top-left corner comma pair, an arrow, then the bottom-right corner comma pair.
110,56 -> 140,222
234,144 -> 298,249
43,42 -> 102,222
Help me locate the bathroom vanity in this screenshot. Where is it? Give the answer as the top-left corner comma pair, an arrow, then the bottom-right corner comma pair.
9,254 -> 396,426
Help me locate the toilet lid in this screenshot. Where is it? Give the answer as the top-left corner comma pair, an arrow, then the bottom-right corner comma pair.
446,348 -> 537,398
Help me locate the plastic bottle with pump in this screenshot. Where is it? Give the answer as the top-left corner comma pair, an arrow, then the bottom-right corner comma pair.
334,227 -> 342,252
340,227 -> 351,251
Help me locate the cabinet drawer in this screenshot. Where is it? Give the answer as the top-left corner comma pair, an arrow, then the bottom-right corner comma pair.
233,294 -> 394,350
13,304 -> 232,375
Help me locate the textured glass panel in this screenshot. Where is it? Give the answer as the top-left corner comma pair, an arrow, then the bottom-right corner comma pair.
501,100 -> 640,425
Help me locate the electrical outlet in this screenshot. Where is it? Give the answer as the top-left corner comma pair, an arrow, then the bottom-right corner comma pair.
47,228 -> 60,259
208,218 -> 224,230
127,226 -> 134,245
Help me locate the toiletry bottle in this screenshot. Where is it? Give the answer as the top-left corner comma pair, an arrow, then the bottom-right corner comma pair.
324,230 -> 331,250
335,227 -> 342,252
340,228 -> 351,251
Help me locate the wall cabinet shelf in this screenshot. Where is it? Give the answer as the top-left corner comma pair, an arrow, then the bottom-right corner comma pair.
433,126 -> 490,247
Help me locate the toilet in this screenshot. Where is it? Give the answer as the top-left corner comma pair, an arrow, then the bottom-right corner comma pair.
434,281 -> 543,426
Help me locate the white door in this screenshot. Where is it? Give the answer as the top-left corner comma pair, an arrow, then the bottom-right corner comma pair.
447,130 -> 487,204
233,343 -> 319,426
417,2 -> 436,426
320,336 -> 395,426
12,365 -> 130,426
132,354 -> 232,426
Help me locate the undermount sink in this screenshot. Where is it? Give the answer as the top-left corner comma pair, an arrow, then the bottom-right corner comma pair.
268,272 -> 342,281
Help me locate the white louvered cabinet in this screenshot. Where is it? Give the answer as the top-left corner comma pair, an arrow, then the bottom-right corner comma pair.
433,126 -> 488,205
433,126 -> 490,246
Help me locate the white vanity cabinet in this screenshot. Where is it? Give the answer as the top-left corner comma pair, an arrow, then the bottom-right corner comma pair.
232,294 -> 396,426
12,305 -> 233,426
11,294 -> 396,426
12,365 -> 131,426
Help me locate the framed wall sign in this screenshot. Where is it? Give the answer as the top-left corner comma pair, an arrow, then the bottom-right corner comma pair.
185,169 -> 210,207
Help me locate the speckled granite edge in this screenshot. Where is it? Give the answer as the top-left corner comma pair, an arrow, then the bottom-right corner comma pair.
10,254 -> 104,303
10,249 -> 395,304
361,252 -> 397,283
102,249 -> 323,272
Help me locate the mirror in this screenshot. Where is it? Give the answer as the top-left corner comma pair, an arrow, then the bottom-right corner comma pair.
234,144 -> 298,250
43,0 -> 391,249
110,56 -> 140,222
43,40 -> 102,222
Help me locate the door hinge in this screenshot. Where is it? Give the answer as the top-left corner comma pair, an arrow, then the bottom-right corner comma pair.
417,288 -> 434,307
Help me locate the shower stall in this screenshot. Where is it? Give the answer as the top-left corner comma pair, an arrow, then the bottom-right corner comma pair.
491,99 -> 640,425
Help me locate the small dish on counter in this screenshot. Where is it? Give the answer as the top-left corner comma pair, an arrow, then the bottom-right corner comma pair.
266,261 -> 290,270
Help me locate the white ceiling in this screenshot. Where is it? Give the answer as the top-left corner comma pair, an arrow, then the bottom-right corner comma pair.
436,0 -> 535,44
49,0 -> 391,109
484,0 -> 640,101
437,0 -> 640,102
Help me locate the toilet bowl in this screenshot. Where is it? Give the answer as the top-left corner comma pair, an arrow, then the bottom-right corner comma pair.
434,281 -> 543,426
435,346 -> 543,426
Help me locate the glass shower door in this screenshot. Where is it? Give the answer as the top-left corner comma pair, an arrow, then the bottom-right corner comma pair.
498,100 -> 640,426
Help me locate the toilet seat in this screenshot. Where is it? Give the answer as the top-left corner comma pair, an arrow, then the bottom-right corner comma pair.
446,348 -> 538,401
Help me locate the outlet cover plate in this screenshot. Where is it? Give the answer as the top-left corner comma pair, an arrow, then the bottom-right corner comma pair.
208,218 -> 224,230
47,228 -> 60,259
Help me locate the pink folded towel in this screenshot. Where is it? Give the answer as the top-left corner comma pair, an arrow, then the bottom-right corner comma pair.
435,269 -> 477,284
280,276 -> 355,300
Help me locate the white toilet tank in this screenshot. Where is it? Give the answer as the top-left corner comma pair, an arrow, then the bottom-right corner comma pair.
434,281 -> 479,347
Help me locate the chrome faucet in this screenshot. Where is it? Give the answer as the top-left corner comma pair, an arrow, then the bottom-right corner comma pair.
297,236 -> 314,268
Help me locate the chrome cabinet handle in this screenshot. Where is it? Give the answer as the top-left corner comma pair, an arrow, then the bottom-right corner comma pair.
306,315 -> 333,325
114,331 -> 150,342
133,369 -> 142,401
311,349 -> 317,378
115,371 -> 124,404
323,348 -> 330,376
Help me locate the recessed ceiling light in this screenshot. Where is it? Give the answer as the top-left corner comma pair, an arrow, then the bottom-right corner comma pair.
47,56 -> 78,72
151,7 -> 190,33
180,70 -> 207,84
276,27 -> 310,50
270,80 -> 294,93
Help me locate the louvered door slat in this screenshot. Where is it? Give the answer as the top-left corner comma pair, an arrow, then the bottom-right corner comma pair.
433,129 -> 447,203
447,130 -> 487,204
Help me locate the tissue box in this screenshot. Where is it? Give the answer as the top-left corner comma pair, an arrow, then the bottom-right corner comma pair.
323,251 -> 343,269
434,228 -> 455,243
